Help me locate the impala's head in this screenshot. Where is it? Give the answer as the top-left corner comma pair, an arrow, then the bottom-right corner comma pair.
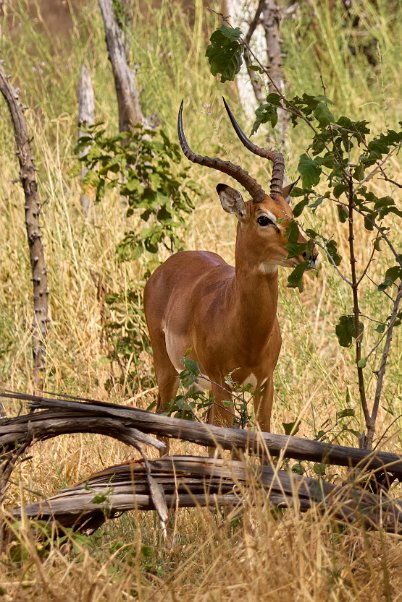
178,99 -> 318,273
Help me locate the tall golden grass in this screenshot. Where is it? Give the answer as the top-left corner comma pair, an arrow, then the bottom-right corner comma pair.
0,1 -> 401,599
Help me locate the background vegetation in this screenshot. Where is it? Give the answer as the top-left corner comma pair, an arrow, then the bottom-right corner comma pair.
0,0 -> 400,599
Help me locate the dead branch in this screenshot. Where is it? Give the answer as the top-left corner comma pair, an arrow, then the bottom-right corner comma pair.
98,0 -> 143,131
11,456 -> 402,534
0,408 -> 163,454
77,63 -> 95,215
0,64 -> 49,390
1,392 -> 401,478
243,0 -> 266,104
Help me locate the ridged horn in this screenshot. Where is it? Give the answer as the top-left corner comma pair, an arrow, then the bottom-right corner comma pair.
222,97 -> 285,199
178,101 -> 267,203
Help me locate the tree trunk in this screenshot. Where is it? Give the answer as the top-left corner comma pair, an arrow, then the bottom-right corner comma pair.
77,63 -> 95,215
98,0 -> 143,132
261,0 -> 288,145
0,65 -> 49,391
244,0 -> 266,105
222,0 -> 266,119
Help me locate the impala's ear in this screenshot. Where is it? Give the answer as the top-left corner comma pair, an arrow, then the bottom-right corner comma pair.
216,183 -> 246,220
281,178 -> 300,204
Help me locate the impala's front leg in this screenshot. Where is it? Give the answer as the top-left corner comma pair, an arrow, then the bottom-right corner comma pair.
253,377 -> 274,433
205,383 -> 234,457
207,382 -> 234,427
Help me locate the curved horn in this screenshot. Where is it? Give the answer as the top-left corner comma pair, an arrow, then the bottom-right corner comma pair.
178,101 -> 267,203
222,97 -> 285,199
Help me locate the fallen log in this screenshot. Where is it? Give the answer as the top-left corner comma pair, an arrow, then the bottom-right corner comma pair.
11,456 -> 402,534
1,391 -> 401,478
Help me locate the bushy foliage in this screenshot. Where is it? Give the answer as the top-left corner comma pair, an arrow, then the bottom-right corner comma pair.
77,123 -> 195,260
76,124 -> 198,393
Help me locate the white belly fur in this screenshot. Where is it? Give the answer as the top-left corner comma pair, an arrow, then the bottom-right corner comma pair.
174,369 -> 263,393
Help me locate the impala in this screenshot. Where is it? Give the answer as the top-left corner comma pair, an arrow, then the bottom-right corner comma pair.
144,99 -> 318,435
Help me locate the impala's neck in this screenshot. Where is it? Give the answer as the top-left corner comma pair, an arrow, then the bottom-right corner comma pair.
230,229 -> 279,361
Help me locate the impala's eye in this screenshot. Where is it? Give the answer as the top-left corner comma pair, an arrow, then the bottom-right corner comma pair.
257,215 -> 273,227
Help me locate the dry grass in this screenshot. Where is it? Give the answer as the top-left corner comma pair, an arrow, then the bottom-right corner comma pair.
0,0 -> 401,600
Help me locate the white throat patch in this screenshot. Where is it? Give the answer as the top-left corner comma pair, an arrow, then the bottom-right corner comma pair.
258,262 -> 278,275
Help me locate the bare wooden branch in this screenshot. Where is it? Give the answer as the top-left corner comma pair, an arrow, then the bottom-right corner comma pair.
0,410 -> 163,452
98,0 -> 143,131
0,64 -> 49,390
261,0 -> 288,144
243,0 -> 266,105
77,63 -> 95,215
262,1 -> 283,94
368,282 -> 402,448
11,456 -> 402,534
1,392 -> 401,478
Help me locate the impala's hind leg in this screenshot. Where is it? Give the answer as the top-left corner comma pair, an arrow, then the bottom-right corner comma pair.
149,330 -> 179,455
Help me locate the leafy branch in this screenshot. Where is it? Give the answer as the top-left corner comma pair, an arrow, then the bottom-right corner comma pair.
76,123 -> 198,394
205,20 -> 402,450
76,123 -> 196,260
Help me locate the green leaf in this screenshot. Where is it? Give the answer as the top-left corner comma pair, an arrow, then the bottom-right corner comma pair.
248,64 -> 264,72
282,420 -> 300,436
337,205 -> 348,223
336,315 -> 353,347
183,357 -> 200,376
354,164 -> 365,181
313,462 -> 326,477
287,262 -> 308,293
205,26 -> 243,83
335,315 -> 364,347
286,220 -> 300,243
364,215 -> 374,231
251,98 -> 280,134
314,102 -> 334,127
289,186 -> 308,198
286,242 -> 307,259
336,408 -> 355,419
357,358 -> 367,368
361,127 -> 402,166
309,196 -> 325,211
91,492 -> 109,504
378,266 -> 402,290
292,198 -> 309,217
292,461 -> 305,475
336,116 -> 370,138
326,239 -> 342,266
297,154 -> 322,188
266,92 -> 282,106
333,183 -> 347,198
